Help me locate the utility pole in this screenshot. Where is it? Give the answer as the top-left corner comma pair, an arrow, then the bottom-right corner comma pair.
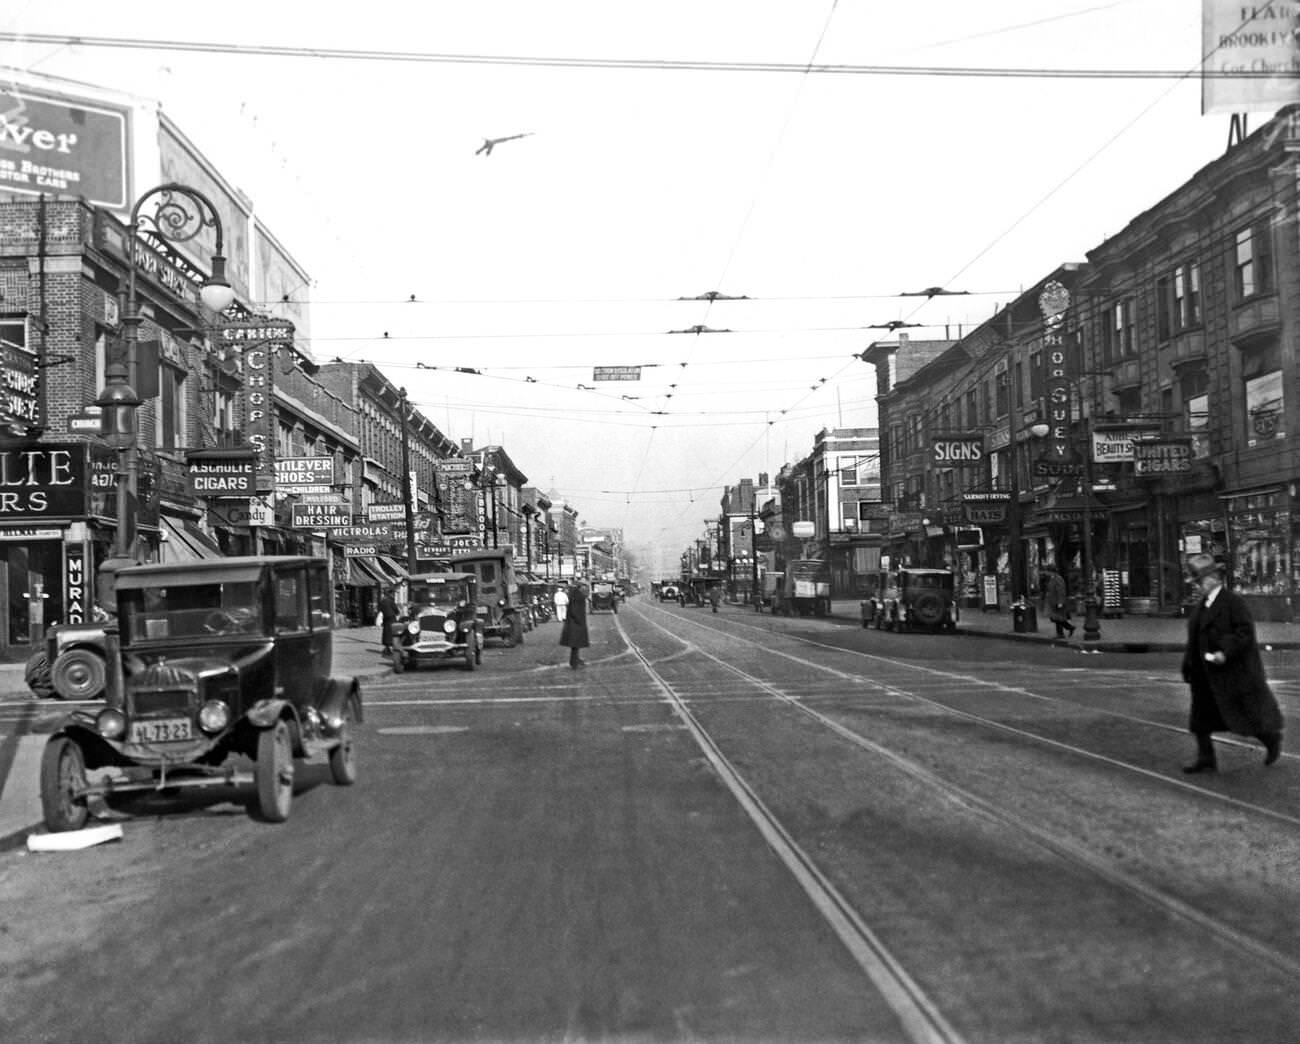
397,387 -> 417,573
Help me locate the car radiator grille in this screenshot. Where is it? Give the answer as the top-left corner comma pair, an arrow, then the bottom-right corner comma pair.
131,690 -> 193,715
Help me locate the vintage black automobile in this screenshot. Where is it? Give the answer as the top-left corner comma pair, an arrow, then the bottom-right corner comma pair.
449,548 -> 526,647
861,567 -> 959,632
38,556 -> 362,831
390,571 -> 483,673
589,581 -> 619,613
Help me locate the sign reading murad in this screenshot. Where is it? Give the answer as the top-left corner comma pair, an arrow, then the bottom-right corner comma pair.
276,456 -> 336,487
290,503 -> 350,528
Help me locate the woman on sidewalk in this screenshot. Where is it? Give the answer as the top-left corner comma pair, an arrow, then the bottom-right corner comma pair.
1180,553 -> 1284,772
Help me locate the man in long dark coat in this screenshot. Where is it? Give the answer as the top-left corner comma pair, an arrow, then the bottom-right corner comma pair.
559,581 -> 590,669
1180,553 -> 1284,772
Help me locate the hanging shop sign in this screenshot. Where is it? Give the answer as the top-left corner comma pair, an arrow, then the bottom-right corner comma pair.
289,502 -> 351,529
275,456 -> 336,488
0,334 -> 39,432
930,434 -> 984,465
185,456 -> 256,497
1038,280 -> 1074,468
593,366 -> 641,381
367,502 -> 406,522
1091,426 -> 1161,464
1133,440 -> 1193,476
962,492 -> 1009,525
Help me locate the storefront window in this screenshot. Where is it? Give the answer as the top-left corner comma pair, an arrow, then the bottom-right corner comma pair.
1227,490 -> 1291,599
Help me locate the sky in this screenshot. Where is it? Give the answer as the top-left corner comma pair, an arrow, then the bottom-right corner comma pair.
0,1 -> 1265,576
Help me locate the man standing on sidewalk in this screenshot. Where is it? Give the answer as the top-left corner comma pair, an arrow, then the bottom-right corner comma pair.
1180,553 -> 1284,772
1044,566 -> 1075,638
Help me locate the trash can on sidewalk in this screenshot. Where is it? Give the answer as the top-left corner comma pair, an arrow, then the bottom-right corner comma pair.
1012,600 -> 1038,633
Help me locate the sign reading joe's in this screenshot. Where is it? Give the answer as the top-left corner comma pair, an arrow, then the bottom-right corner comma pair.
0,443 -> 88,518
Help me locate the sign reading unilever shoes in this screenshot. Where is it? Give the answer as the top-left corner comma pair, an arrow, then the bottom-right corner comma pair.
0,86 -> 128,208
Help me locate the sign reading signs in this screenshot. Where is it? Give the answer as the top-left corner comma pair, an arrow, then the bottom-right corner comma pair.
931,434 -> 984,465
1134,440 -> 1193,476
289,502 -> 350,529
0,444 -> 87,519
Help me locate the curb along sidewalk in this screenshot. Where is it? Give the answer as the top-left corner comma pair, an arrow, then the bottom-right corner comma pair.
829,599 -> 1299,653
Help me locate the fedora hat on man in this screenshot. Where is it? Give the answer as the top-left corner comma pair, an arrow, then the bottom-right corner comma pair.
1186,553 -> 1226,582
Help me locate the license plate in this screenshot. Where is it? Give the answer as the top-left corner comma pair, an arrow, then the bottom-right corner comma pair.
129,718 -> 193,743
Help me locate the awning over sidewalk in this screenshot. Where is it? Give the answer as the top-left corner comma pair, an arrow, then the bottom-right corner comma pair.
160,516 -> 224,563
347,556 -> 390,587
375,555 -> 409,581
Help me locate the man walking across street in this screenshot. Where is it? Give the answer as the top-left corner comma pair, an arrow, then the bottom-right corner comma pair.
1180,553 -> 1284,773
559,580 -> 589,668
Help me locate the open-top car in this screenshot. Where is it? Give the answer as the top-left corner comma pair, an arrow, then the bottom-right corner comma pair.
390,571 -> 483,673
590,581 -> 619,613
861,567 -> 958,632
38,556 -> 362,831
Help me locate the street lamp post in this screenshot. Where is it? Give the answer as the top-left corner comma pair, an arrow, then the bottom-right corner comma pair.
97,183 -> 235,575
397,387 -> 417,573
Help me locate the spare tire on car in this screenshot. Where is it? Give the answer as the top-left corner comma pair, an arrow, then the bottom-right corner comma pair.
910,591 -> 945,628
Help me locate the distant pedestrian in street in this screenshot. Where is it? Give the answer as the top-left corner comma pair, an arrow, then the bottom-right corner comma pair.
1044,567 -> 1075,638
553,584 -> 569,622
378,587 -> 400,652
1180,553 -> 1284,773
559,580 -> 589,668
708,584 -> 722,613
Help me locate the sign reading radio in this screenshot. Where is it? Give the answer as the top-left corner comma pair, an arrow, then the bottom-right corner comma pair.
931,435 -> 984,464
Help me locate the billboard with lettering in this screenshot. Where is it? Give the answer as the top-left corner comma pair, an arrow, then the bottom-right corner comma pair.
0,84 -> 129,209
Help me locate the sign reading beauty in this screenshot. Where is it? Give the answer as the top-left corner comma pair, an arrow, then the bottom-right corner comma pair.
0,444 -> 87,518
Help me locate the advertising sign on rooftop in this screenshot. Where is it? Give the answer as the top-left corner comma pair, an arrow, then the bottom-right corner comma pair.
0,85 -> 128,209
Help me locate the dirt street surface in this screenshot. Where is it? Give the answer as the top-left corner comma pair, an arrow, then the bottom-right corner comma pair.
2,601 -> 1299,1043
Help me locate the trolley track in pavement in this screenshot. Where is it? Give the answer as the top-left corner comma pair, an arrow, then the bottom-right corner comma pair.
639,601 -> 1300,829
619,603 -> 1300,988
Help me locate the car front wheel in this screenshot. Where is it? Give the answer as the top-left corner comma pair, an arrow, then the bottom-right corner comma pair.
328,700 -> 359,786
40,735 -> 89,832
254,720 -> 294,823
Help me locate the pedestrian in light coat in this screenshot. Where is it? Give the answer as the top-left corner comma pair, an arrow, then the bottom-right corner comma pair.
559,581 -> 589,668
1180,553 -> 1284,772
553,584 -> 569,622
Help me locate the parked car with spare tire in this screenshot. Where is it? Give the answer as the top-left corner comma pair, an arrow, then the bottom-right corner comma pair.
38,556 -> 361,831
861,568 -> 958,632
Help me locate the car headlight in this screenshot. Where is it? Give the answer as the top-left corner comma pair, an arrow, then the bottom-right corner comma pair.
198,700 -> 231,733
406,620 -> 420,636
96,707 -> 126,739
443,618 -> 457,634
